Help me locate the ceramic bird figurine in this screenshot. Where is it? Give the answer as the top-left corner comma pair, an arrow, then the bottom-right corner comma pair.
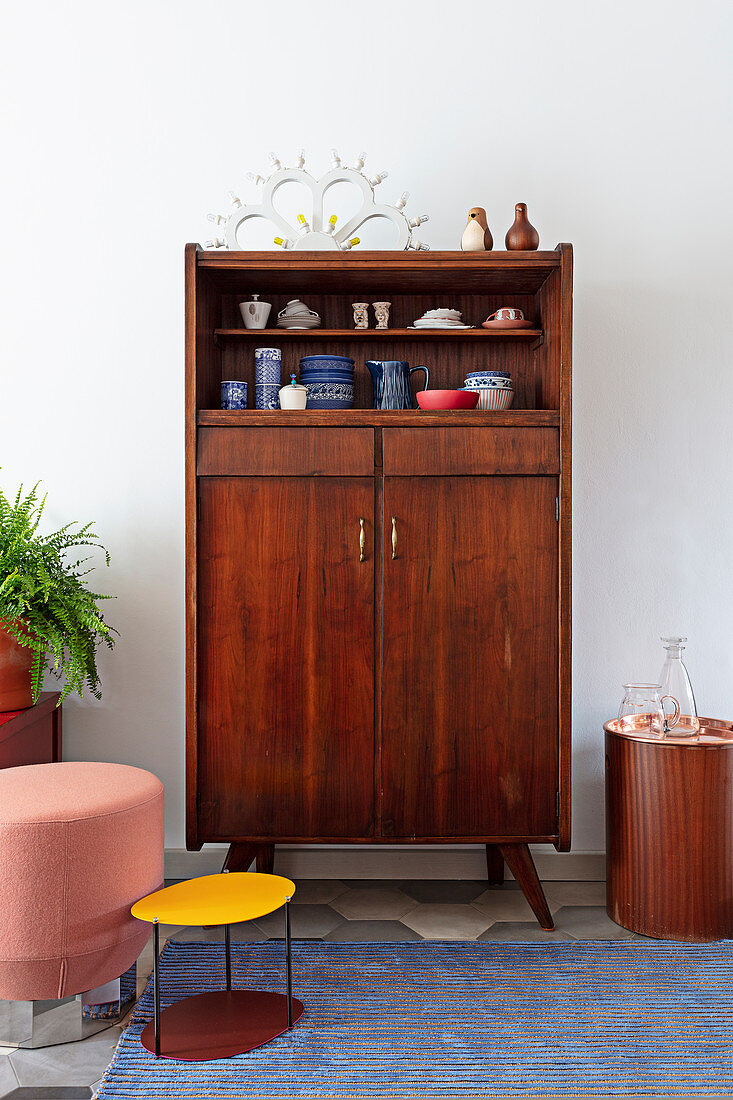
505,203 -> 540,250
461,207 -> 493,251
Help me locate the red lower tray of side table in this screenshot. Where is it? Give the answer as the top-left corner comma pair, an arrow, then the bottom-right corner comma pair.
132,873 -> 303,1061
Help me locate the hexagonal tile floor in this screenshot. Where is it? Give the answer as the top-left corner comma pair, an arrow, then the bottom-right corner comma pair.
1,878 -> 623,1098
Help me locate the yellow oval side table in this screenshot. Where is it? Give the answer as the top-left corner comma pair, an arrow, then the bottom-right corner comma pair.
131,872 -> 303,1060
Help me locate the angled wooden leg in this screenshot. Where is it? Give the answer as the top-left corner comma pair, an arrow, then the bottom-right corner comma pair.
485,844 -> 505,886
256,844 -> 275,875
222,843 -> 259,873
499,843 -> 554,930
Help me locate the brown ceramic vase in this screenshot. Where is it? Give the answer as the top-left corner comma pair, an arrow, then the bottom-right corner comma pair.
505,203 -> 540,250
0,622 -> 35,710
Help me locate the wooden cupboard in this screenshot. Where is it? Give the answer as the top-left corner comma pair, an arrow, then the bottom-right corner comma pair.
186,246 -> 572,928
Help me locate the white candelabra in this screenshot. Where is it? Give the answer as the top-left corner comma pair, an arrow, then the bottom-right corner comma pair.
205,149 -> 429,252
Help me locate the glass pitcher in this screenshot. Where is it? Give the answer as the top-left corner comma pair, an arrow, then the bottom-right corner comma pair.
618,683 -> 680,738
659,636 -> 700,738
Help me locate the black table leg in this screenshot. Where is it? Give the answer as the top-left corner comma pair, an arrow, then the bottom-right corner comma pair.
285,899 -> 293,1028
153,919 -> 161,1057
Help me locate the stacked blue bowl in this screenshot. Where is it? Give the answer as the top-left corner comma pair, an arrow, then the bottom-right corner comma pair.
300,355 -> 355,410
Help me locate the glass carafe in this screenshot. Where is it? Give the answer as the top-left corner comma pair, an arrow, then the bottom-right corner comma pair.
618,684 -> 678,738
659,636 -> 699,738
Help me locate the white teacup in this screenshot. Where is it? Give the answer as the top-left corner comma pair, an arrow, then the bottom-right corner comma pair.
239,295 -> 271,329
280,299 -> 311,318
487,307 -> 524,322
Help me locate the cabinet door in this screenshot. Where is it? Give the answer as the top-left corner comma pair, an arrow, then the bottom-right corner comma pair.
197,477 -> 375,839
381,476 -> 558,838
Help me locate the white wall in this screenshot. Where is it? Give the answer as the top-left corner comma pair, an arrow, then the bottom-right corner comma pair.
1,0 -> 732,860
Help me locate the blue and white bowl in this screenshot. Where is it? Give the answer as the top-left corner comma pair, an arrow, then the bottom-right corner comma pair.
301,371 -> 355,382
464,376 -> 513,390
301,366 -> 354,374
305,382 -> 354,410
466,370 -> 510,379
460,386 -> 514,411
300,355 -> 354,372
255,382 -> 281,410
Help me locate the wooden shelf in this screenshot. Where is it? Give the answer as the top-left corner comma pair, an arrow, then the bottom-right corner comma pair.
196,249 -> 564,294
214,327 -> 543,343
198,409 -> 560,427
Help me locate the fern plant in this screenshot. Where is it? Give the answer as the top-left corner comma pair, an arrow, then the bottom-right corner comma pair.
0,481 -> 116,703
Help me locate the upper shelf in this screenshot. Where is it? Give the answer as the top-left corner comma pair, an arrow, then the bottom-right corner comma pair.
193,246 -> 569,295
213,327 -> 543,343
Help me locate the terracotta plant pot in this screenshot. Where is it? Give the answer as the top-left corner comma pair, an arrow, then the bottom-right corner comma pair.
0,622 -> 35,710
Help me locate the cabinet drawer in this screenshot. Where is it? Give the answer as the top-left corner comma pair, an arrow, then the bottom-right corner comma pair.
198,426 -> 374,476
382,427 -> 559,475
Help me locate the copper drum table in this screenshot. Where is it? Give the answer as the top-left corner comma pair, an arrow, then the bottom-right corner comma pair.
605,716 -> 733,941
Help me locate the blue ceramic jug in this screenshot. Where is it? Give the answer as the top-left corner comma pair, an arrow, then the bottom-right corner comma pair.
366,360 -> 430,410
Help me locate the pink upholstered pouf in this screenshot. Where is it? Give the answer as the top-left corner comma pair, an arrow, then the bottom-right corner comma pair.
0,761 -> 163,1001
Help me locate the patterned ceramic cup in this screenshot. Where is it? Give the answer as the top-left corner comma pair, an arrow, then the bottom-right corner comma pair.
254,347 -> 282,385
372,301 -> 391,329
255,383 -> 280,410
221,380 -> 248,409
352,303 -> 370,329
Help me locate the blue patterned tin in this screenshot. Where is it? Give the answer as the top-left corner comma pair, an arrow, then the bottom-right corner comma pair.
221,380 -> 248,409
254,347 -> 282,386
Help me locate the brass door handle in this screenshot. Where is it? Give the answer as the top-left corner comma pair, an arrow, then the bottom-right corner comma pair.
359,517 -> 365,562
391,516 -> 398,559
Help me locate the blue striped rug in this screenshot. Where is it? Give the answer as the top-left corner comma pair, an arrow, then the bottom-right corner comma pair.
96,940 -> 733,1098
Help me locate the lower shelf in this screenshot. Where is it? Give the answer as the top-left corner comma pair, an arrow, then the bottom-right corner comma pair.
197,409 -> 561,427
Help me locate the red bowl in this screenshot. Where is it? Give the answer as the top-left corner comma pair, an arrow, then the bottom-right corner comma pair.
416,389 -> 479,411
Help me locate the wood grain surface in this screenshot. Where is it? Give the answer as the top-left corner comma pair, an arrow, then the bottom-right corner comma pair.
185,246 -> 572,929
382,427 -> 559,476
197,426 -> 374,476
196,477 -> 375,840
381,475 -> 559,838
606,725 -> 733,940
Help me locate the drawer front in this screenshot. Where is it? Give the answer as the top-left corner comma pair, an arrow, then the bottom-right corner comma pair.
198,426 -> 374,476
382,427 -> 559,475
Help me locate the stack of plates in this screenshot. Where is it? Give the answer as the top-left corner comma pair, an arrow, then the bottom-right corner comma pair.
300,355 -> 354,410
410,308 -> 473,330
277,301 -> 322,330
277,315 -> 321,330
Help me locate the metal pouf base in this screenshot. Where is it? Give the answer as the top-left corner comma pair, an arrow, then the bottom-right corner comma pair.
140,990 -> 304,1061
